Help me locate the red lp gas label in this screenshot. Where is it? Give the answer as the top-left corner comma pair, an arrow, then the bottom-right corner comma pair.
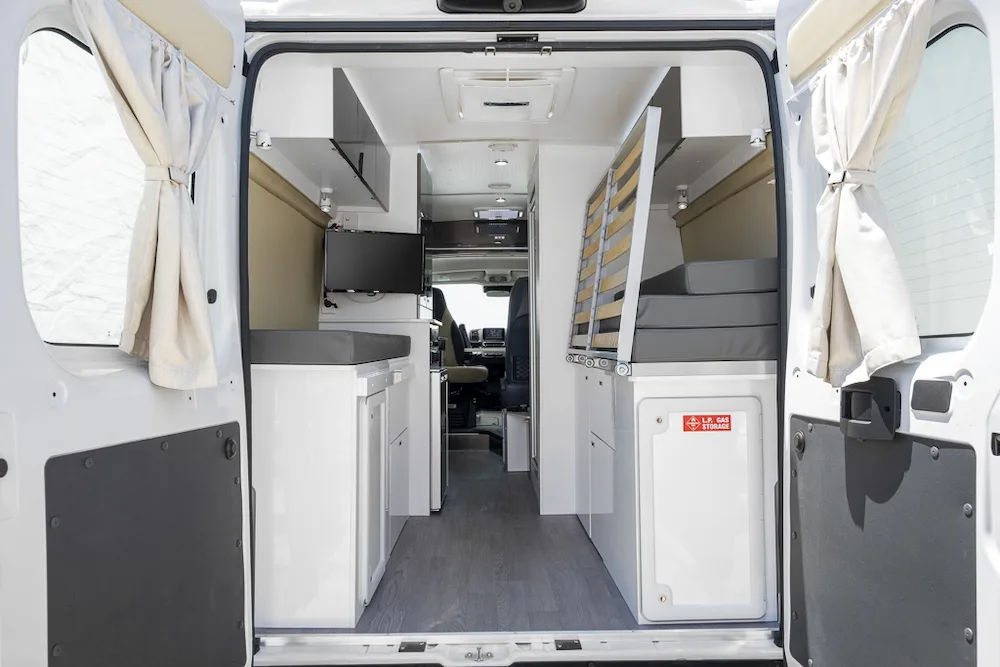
683,414 -> 732,432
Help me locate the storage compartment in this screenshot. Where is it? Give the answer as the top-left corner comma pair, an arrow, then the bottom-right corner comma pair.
638,395 -> 767,621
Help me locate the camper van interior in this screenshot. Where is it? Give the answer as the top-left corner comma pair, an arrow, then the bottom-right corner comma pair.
8,1 -> 999,666
244,46 -> 781,643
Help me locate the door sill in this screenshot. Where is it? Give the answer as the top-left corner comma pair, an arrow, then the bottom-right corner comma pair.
254,627 -> 782,665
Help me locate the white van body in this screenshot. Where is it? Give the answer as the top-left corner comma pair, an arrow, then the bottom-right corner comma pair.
1,1 -> 999,666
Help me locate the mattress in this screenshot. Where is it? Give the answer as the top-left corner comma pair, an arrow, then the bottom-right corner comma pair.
630,326 -> 779,363
638,257 -> 779,296
634,292 -> 779,330
250,330 -> 411,365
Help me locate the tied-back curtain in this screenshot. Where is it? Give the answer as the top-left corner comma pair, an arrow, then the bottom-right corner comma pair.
806,0 -> 934,387
72,0 -> 221,389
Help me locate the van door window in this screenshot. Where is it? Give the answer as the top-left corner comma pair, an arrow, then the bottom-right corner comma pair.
878,26 -> 994,337
17,30 -> 144,346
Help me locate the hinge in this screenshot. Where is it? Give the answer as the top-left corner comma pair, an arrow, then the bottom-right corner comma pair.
540,45 -> 553,56
485,45 -> 497,56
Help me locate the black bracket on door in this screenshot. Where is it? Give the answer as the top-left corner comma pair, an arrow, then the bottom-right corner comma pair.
840,376 -> 900,441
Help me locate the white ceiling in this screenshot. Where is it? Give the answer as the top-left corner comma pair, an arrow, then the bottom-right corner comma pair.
420,141 -> 535,195
420,140 -> 534,220
345,65 -> 666,146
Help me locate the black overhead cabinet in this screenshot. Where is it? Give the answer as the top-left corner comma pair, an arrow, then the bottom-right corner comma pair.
332,69 -> 390,209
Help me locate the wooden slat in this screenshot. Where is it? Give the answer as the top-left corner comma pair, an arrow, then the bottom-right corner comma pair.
602,234 -> 632,265
599,268 -> 628,293
582,239 -> 601,260
610,169 -> 639,210
574,310 -> 591,325
577,286 -> 594,303
613,136 -> 644,183
585,217 -> 603,238
592,332 -> 619,349
571,334 -> 589,348
580,262 -> 598,280
588,187 -> 607,216
595,299 -> 624,321
605,200 -> 636,239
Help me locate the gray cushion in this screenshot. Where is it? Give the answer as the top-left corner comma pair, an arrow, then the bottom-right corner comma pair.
250,330 -> 410,365
630,326 -> 778,363
639,258 -> 779,296
634,292 -> 779,329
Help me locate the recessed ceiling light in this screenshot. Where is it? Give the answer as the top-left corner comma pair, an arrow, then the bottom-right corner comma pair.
495,157 -> 509,166
496,196 -> 506,203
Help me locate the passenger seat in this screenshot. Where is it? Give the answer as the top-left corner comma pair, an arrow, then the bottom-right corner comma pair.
432,288 -> 488,384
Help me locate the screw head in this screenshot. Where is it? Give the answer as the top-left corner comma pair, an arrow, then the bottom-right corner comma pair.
964,503 -> 974,518
658,595 -> 666,602
807,423 -> 814,432
236,538 -> 243,548
52,644 -> 62,658
656,417 -> 663,424
216,429 -> 224,438
50,517 -> 61,529
965,627 -> 974,643
83,457 -> 94,469
234,476 -> 241,485
791,530 -> 798,540
238,620 -> 245,630
791,469 -> 798,478
930,446 -> 939,459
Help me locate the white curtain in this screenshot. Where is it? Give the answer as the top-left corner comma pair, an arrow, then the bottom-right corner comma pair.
72,0 -> 221,389
806,0 -> 935,387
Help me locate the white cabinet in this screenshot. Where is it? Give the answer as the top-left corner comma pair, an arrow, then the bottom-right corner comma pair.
252,359 -> 413,629
588,372 -> 614,447
360,391 -> 388,606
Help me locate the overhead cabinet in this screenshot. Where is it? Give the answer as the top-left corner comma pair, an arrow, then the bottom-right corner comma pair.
254,65 -> 390,209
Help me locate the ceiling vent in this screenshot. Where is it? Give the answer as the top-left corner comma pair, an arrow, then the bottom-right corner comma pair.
439,68 -> 576,123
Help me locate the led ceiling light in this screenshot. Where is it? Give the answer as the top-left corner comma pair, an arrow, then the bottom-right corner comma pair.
496,195 -> 507,203
489,142 -> 517,167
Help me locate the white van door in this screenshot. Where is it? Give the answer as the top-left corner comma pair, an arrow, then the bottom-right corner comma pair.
777,1 -> 1000,666
1,1 -> 248,666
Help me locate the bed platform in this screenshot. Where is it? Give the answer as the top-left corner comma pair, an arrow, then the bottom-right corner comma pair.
566,106 -> 779,628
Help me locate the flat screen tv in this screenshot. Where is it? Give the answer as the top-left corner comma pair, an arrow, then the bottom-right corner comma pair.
325,230 -> 425,294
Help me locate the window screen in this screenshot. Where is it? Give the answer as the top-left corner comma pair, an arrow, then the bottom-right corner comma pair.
878,26 -> 994,337
18,31 -> 143,346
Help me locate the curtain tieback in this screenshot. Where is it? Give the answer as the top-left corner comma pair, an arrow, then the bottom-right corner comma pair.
828,169 -> 877,188
145,165 -> 190,187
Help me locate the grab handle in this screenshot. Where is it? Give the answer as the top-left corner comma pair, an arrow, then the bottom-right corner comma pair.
840,377 -> 900,441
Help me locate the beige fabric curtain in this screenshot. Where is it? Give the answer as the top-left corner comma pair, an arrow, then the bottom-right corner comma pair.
806,0 -> 935,387
72,0 -> 221,389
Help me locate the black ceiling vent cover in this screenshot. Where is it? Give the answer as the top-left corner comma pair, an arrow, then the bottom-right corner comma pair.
438,0 -> 586,13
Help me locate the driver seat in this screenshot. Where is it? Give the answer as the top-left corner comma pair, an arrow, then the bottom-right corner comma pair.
432,289 -> 488,384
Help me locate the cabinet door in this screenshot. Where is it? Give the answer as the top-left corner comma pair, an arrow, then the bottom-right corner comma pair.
576,369 -> 591,535
590,435 -> 615,560
362,391 -> 387,604
389,431 -> 408,550
588,371 -> 614,448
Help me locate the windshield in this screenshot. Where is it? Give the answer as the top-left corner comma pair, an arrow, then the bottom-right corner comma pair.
436,284 -> 509,331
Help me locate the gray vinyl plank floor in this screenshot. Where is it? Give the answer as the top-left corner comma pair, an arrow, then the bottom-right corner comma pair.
350,450 -> 639,634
